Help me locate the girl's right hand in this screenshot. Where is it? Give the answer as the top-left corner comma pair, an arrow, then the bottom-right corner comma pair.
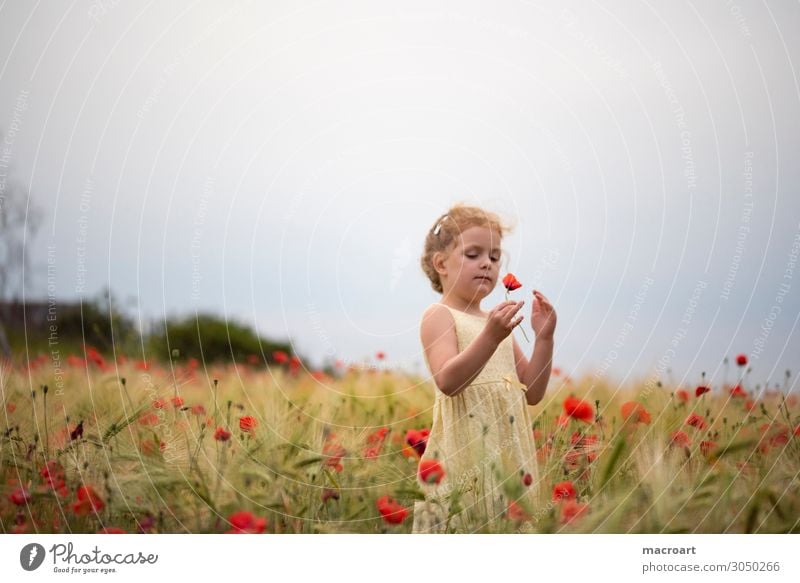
483,300 -> 525,345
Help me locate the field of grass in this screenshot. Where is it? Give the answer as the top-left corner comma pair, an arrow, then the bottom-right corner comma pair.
1,353 -> 798,534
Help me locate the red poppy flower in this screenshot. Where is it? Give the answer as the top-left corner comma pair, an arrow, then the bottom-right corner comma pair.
71,485 -> 105,516
272,350 -> 289,365
522,472 -> 533,487
695,385 -> 711,397
239,416 -> 258,434
675,389 -> 689,402
552,481 -> 577,502
563,396 -> 594,423
560,499 -> 589,524
171,396 -> 184,407
405,429 -> 430,457
620,401 -> 651,425
669,430 -> 691,448
225,510 -> 268,534
70,420 -> 84,441
321,488 -> 340,503
323,438 -> 347,473
6,402 -> 16,414
9,487 -> 31,506
375,351 -> 386,360
729,384 -> 747,398
506,500 -> 532,522
214,427 -> 231,441
191,404 -> 206,416
685,413 -> 708,431
98,527 -> 126,534
138,412 -> 159,426
40,460 -> 66,491
152,398 -> 166,409
699,440 -> 718,456
502,273 -> 523,291
735,353 -> 748,366
376,495 -> 407,525
418,459 -> 445,484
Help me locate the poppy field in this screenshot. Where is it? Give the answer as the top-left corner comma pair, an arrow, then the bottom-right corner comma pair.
1,351 -> 798,534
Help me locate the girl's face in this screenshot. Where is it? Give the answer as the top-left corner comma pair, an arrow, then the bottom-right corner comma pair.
435,226 -> 503,302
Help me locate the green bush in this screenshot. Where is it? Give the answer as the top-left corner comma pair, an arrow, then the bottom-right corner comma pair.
146,312 -> 293,365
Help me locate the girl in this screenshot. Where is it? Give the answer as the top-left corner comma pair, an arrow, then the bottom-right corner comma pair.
412,203 -> 557,533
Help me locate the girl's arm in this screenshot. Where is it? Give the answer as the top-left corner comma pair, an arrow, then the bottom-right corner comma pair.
513,336 -> 553,406
420,304 -> 500,397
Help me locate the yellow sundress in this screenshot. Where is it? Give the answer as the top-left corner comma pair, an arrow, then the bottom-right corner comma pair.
411,303 -> 541,533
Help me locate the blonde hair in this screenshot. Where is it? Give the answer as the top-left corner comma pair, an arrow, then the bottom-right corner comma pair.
420,202 -> 514,294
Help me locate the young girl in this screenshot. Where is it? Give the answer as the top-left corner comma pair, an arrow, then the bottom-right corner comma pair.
412,203 -> 557,533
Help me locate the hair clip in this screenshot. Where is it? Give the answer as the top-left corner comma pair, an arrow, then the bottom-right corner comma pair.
433,215 -> 449,236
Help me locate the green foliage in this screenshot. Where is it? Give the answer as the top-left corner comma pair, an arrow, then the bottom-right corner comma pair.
145,312 -> 291,364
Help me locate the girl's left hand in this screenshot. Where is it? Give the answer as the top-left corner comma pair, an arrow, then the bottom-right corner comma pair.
531,290 -> 556,340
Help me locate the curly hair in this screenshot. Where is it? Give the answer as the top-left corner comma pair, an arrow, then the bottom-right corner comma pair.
420,202 -> 514,294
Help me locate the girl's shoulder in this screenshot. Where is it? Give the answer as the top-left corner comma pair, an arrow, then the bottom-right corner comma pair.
419,303 -> 458,330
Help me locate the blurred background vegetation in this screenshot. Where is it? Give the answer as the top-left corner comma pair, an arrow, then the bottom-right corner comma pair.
0,286 -> 296,367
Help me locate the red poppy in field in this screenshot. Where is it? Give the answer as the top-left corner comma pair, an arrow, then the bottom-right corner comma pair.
759,423 -> 791,449
418,459 -> 445,484
152,398 -> 166,409
502,273 -> 523,291
239,416 -> 258,434
685,413 -> 708,431
363,427 -> 390,459
405,428 -> 430,457
560,499 -> 589,525
70,420 -> 84,441
376,495 -> 408,525
321,488 -> 340,503
138,412 -> 159,426
736,353 -> 748,366
40,460 -> 67,494
272,350 -> 289,365
9,487 -> 31,506
323,438 -> 347,473
620,401 -> 651,425
5,402 -> 15,413
675,389 -> 689,402
171,396 -> 184,407
375,351 -> 386,360
225,510 -> 268,534
247,354 -> 260,365
744,399 -> 757,412
552,481 -> 577,502
97,527 -> 126,534
695,385 -> 711,397
563,396 -> 594,423
214,427 -> 231,441
522,472 -> 533,487
794,425 -> 800,437
570,432 -> 599,448
699,440 -> 718,456
729,384 -> 747,398
191,404 -> 206,416
506,500 -> 532,522
669,431 -> 691,448
71,485 -> 105,516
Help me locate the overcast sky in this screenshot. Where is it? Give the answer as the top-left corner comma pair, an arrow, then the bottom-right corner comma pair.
1,1 -> 799,392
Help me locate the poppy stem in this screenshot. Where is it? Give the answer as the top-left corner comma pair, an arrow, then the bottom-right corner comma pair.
505,291 -> 530,342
